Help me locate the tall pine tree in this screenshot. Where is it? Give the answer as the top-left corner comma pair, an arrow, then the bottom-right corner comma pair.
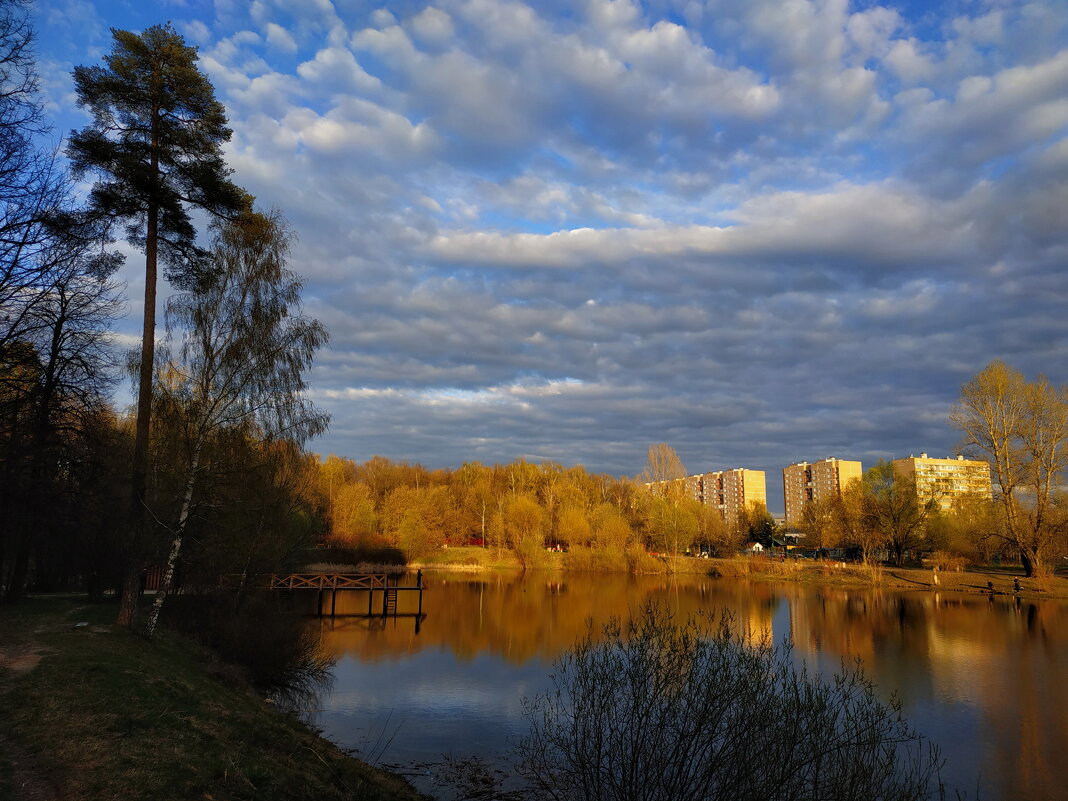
68,24 -> 248,627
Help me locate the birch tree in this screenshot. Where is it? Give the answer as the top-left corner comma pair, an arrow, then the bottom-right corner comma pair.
144,210 -> 327,636
68,24 -> 248,626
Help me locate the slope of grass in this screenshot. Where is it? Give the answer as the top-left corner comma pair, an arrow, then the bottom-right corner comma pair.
0,596 -> 423,801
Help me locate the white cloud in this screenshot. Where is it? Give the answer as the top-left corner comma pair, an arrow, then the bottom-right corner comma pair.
408,6 -> 455,45
845,6 -> 901,61
899,49 -> 1068,174
296,97 -> 439,159
423,181 -> 990,273
297,46 -> 382,93
370,8 -> 396,28
884,39 -> 935,83
29,0 -> 1068,483
182,19 -> 212,45
265,22 -> 298,53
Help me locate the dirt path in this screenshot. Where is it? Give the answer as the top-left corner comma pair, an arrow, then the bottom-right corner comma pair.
0,645 -> 47,675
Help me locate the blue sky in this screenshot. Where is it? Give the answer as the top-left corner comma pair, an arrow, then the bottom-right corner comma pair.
29,0 -> 1068,512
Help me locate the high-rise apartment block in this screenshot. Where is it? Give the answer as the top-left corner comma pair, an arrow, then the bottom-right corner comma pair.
782,458 -> 863,530
681,474 -> 703,504
645,468 -> 767,526
701,468 -> 767,526
892,454 -> 992,511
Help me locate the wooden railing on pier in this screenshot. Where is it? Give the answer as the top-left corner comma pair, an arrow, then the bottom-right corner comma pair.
218,571 -> 424,623
266,573 -> 389,591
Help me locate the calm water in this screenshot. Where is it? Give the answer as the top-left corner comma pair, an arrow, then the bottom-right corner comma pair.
305,571 -> 1068,800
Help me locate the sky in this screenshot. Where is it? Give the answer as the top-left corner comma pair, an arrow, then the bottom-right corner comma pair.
29,0 -> 1068,513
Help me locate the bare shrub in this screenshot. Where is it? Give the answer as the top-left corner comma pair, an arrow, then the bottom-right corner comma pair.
866,562 -> 885,584
929,551 -> 970,572
565,546 -> 628,573
517,604 -> 947,801
625,545 -> 666,575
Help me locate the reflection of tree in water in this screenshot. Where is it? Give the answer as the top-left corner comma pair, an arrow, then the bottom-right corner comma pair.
318,572 -> 785,665
788,587 -> 1068,801
317,573 -> 1068,801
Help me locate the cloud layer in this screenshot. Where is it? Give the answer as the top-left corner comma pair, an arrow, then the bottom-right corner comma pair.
34,0 -> 1068,511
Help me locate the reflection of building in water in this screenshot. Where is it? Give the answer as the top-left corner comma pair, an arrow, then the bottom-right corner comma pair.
317,573 -> 1068,801
783,589 -> 893,668
785,590 -> 1068,801
782,458 -> 862,530
891,454 -> 992,511
926,623 -> 1000,705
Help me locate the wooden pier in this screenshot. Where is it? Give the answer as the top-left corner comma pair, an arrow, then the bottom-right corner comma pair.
220,570 -> 425,621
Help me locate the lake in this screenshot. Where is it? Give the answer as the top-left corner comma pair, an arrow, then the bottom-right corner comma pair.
305,570 -> 1068,800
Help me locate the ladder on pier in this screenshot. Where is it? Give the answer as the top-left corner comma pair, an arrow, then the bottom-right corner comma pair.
384,586 -> 398,615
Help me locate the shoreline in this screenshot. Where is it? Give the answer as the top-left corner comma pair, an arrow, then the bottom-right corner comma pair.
407,548 -> 1068,601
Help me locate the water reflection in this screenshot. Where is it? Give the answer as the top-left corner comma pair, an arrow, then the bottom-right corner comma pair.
308,571 -> 1068,801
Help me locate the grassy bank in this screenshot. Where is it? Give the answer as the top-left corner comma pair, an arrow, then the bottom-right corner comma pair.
410,546 -> 1068,600
705,556 -> 1068,598
0,596 -> 424,801
412,545 -> 702,574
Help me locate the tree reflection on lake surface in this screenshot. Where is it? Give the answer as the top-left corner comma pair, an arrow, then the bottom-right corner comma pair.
306,571 -> 1068,801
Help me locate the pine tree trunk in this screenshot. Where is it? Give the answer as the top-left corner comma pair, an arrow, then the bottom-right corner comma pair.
119,145 -> 160,629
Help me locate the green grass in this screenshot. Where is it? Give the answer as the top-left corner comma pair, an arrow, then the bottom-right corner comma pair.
0,596 -> 423,801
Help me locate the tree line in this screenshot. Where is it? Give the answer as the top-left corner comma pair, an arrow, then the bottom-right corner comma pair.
795,361 -> 1067,578
0,4 -> 327,636
309,449 -> 995,574
314,449 -> 774,567
314,361 -> 1068,580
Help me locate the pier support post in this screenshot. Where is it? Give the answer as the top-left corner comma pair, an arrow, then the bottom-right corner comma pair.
417,570 -> 424,616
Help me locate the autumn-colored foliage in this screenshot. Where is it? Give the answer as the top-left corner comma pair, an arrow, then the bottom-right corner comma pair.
308,450 -> 760,570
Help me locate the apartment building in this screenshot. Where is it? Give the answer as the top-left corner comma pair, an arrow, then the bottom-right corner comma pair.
892,454 -> 992,511
646,468 -> 767,527
782,457 -> 863,530
701,468 -> 767,527
682,474 -> 704,504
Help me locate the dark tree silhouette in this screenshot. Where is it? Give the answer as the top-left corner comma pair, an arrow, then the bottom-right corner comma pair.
518,605 -> 947,801
144,210 -> 327,636
68,24 -> 248,626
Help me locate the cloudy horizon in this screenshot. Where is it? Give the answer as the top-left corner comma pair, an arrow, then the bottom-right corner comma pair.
32,0 -> 1068,513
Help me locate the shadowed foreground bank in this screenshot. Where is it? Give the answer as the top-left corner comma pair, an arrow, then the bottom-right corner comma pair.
0,596 -> 423,801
